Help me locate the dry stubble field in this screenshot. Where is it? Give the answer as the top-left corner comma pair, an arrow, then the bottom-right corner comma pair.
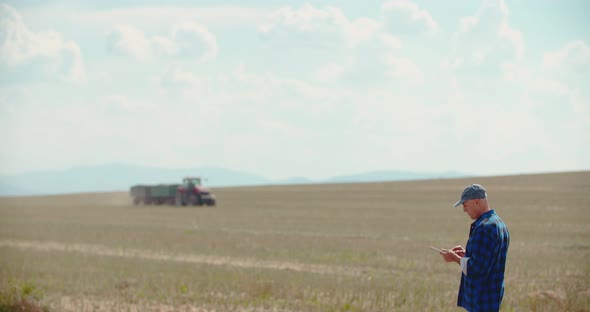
1,172 -> 589,311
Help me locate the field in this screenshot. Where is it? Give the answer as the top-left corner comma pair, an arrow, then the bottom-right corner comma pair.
1,172 -> 589,311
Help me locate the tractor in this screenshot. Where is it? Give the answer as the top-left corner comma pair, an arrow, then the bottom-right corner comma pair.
175,177 -> 216,206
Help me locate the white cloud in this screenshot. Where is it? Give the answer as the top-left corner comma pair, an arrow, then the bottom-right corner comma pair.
313,62 -> 348,82
542,40 -> 590,72
346,18 -> 384,46
531,77 -> 569,96
501,61 -> 530,83
157,67 -> 203,88
267,3 -> 341,32
450,0 -> 524,72
77,7 -> 272,29
259,3 -> 410,51
259,4 -> 359,49
258,4 -> 428,85
109,25 -> 152,60
108,23 -> 217,62
0,3 -> 85,82
171,23 -> 218,62
152,63 -> 337,115
136,64 -> 349,175
383,54 -> 424,84
437,1 -> 588,174
542,42 -> 590,118
230,64 -> 335,110
382,0 -> 438,35
521,41 -> 590,125
570,90 -> 590,124
459,16 -> 477,32
526,78 -> 575,123
499,19 -> 524,59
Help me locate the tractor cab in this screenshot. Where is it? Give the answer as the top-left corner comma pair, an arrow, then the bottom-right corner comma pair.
183,177 -> 202,188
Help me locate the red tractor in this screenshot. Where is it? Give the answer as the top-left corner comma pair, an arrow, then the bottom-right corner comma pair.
175,177 -> 216,206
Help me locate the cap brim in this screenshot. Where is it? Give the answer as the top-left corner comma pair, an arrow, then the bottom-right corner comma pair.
453,199 -> 464,207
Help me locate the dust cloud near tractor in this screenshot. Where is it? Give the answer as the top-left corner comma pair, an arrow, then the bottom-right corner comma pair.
130,177 -> 216,206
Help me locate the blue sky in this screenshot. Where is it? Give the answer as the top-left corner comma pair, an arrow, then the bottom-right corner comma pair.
1,0 -> 589,179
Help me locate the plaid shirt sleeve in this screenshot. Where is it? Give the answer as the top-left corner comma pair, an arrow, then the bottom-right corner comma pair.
458,211 -> 510,312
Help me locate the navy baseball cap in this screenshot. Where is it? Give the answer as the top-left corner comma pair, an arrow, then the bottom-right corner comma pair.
453,184 -> 487,207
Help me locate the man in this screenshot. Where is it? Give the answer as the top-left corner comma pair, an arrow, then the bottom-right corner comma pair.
440,184 -> 510,312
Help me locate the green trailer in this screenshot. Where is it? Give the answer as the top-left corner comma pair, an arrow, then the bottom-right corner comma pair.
130,184 -> 179,205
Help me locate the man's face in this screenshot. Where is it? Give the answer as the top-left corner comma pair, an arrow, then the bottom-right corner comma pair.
462,199 -> 479,220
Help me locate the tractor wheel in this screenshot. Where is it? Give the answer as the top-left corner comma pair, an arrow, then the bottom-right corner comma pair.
133,197 -> 140,206
175,193 -> 184,206
188,195 -> 198,206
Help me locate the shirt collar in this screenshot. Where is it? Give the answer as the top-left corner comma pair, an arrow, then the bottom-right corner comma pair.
472,209 -> 496,227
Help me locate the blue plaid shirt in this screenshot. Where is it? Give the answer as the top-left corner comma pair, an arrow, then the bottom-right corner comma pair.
458,210 -> 510,312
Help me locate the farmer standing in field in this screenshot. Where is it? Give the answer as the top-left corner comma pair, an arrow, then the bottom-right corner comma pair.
439,184 -> 510,312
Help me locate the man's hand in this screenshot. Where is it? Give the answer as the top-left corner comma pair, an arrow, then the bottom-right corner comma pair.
440,249 -> 461,264
451,246 -> 465,257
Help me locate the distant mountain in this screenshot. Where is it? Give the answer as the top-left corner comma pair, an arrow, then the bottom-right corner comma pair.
273,176 -> 316,185
327,170 -> 467,183
0,182 -> 34,197
0,164 -> 470,196
0,164 -> 269,196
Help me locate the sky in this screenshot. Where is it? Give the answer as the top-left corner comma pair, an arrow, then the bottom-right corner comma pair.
1,0 -> 589,180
